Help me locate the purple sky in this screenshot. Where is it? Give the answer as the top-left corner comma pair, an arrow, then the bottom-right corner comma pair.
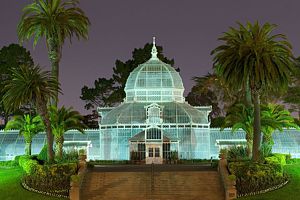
1,0 -> 300,115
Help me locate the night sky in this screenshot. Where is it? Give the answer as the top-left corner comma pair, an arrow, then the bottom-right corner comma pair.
1,0 -> 300,114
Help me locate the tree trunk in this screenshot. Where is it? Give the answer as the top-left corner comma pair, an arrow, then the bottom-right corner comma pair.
4,112 -> 9,127
47,37 -> 61,107
245,78 -> 252,106
25,141 -> 32,156
55,136 -> 64,160
37,100 -> 54,163
246,138 -> 253,158
252,90 -> 261,162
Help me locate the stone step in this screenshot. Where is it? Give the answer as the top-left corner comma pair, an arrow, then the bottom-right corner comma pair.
80,169 -> 224,200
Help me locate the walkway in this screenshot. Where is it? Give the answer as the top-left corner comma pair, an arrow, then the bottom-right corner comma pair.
80,165 -> 225,200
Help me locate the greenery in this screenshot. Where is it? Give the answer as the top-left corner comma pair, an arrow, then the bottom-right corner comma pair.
80,43 -> 176,112
229,159 -> 288,196
18,155 -> 40,174
18,0 -> 90,106
2,65 -> 60,162
49,105 -> 86,159
0,43 -> 34,127
239,161 -> 300,200
59,149 -> 79,163
186,73 -> 238,118
0,167 -> 64,200
38,145 -> 50,162
222,103 -> 254,157
0,160 -> 18,168
222,103 -> 298,159
23,162 -> 78,197
212,21 -> 295,161
227,146 -> 249,162
5,114 -> 44,155
219,148 -> 228,159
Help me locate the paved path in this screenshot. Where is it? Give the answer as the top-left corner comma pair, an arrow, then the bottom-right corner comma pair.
80,165 -> 224,200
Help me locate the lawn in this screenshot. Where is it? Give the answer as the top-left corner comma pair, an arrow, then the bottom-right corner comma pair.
240,162 -> 300,200
0,167 -> 65,200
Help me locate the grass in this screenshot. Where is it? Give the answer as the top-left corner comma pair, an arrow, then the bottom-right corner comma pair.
0,167 -> 65,200
239,162 -> 300,200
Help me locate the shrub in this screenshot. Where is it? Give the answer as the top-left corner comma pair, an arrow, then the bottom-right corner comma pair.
228,161 -> 288,196
260,143 -> 272,159
19,155 -> 41,174
227,146 -> 248,161
37,145 -> 48,162
14,155 -> 22,164
0,160 -> 18,168
219,148 -> 228,159
286,154 -> 292,163
23,162 -> 78,197
272,153 -> 287,166
210,116 -> 225,128
58,149 -> 78,163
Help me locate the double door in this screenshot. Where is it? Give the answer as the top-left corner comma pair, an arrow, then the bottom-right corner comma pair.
146,143 -> 162,164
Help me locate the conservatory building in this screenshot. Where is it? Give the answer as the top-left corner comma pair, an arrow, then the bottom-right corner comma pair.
1,39 -> 300,162
97,39 -> 212,164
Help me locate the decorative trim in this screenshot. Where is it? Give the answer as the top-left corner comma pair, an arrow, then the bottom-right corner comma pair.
21,181 -> 69,199
237,180 -> 289,198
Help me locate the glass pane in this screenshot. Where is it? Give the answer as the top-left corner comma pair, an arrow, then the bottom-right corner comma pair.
155,148 -> 160,157
149,148 -> 153,157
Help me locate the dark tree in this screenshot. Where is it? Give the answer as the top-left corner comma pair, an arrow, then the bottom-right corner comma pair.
283,57 -> 300,118
80,78 -> 115,110
0,44 -> 34,127
81,43 -> 176,112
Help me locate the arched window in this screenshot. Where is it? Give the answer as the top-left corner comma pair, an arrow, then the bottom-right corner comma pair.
146,128 -> 161,139
146,103 -> 163,124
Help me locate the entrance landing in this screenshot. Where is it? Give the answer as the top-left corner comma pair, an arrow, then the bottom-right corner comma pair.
80,165 -> 225,200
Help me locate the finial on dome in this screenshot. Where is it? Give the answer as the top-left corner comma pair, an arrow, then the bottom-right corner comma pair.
151,36 -> 158,60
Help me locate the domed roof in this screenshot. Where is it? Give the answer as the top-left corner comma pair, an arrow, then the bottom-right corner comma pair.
100,102 -> 209,125
124,38 -> 184,103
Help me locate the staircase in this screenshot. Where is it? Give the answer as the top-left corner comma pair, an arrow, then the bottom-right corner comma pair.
80,165 -> 224,200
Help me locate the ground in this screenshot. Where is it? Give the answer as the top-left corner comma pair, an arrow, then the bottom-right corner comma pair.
0,163 -> 299,200
0,167 -> 64,200
239,162 -> 300,200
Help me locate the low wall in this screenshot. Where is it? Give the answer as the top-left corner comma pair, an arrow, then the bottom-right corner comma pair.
70,159 -> 87,200
218,159 -> 237,200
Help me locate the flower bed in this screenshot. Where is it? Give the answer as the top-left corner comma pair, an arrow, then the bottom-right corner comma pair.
228,158 -> 289,197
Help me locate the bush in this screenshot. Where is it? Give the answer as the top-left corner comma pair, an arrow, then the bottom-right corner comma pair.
228,161 -> 288,196
19,155 -> 41,174
260,143 -> 273,159
0,160 -> 18,168
37,145 -> 48,162
23,162 -> 78,197
227,146 -> 248,161
58,149 -> 78,163
286,154 -> 292,163
272,153 -> 287,166
14,155 -> 22,164
210,116 -> 225,128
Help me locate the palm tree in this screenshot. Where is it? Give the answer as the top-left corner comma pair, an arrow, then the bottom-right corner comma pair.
223,103 -> 298,159
222,103 -> 254,157
18,0 -> 90,106
261,104 -> 298,145
1,65 -> 60,162
49,105 -> 86,159
5,114 -> 44,155
212,21 -> 295,161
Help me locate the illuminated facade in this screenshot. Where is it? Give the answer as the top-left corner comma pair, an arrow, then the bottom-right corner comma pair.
1,39 -> 300,162
97,38 -> 211,163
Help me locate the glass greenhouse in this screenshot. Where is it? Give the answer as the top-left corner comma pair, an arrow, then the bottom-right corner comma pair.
0,39 -> 300,162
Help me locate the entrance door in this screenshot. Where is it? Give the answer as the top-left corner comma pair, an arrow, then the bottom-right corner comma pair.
146,144 -> 162,164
